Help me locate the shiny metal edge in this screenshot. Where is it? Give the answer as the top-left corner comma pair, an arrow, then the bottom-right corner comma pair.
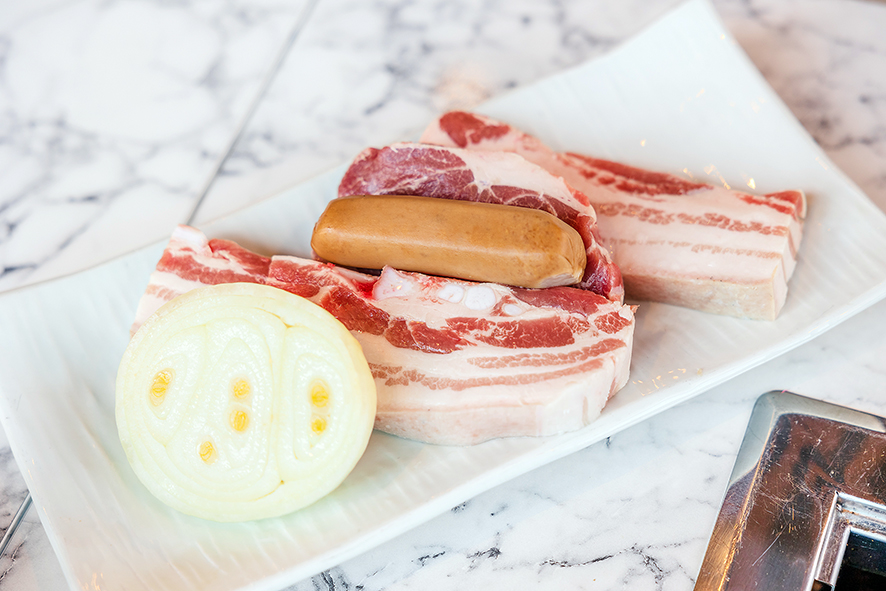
728,391 -> 886,492
0,492 -> 31,557
694,390 -> 886,591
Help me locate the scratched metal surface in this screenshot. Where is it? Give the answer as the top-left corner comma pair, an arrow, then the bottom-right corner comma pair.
695,391 -> 886,590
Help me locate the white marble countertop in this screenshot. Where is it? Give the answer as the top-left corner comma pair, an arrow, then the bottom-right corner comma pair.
1,0 -> 886,588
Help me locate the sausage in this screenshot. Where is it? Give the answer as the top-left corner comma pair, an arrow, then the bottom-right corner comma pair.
311,195 -> 587,288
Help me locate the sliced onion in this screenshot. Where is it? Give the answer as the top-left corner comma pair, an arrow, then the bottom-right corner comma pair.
116,283 -> 376,522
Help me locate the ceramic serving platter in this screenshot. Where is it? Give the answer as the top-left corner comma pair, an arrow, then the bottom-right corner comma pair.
2,1 -> 886,589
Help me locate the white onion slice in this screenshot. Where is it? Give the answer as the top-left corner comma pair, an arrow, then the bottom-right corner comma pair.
115,283 -> 376,522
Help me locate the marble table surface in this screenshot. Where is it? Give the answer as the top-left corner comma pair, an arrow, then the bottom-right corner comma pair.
2,0 -> 886,588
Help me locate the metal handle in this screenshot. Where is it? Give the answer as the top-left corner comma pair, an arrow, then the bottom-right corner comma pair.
0,492 -> 32,557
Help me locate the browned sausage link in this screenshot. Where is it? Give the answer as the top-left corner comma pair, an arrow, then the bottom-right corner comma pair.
311,195 -> 587,288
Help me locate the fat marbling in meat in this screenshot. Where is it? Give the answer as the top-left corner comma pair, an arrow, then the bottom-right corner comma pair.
338,142 -> 625,303
421,111 -> 806,320
131,226 -> 634,445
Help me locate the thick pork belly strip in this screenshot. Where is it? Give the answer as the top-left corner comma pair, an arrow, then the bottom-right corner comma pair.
421,111 -> 807,320
346,268 -> 633,445
131,226 -> 373,335
337,142 -> 624,303
130,225 -> 271,336
133,226 -> 634,445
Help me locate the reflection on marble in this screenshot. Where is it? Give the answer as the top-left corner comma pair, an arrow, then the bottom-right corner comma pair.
0,0 -> 885,589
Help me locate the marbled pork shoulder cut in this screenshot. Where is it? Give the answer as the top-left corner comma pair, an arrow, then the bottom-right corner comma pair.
131,226 -> 635,445
337,142 -> 624,304
421,111 -> 807,320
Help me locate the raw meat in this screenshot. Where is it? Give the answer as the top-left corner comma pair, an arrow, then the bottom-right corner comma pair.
133,226 -> 635,445
421,111 -> 807,320
338,142 -> 624,303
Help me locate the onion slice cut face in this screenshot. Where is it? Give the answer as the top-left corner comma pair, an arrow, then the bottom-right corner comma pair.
115,283 -> 377,522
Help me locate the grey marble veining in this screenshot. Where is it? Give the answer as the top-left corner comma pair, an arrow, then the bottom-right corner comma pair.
0,0 -> 310,292
196,0 -> 685,222
719,0 -> 886,211
198,0 -> 886,225
1,0 -> 885,589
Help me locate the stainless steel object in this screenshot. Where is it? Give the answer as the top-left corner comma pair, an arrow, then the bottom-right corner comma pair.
0,492 -> 31,556
695,390 -> 886,590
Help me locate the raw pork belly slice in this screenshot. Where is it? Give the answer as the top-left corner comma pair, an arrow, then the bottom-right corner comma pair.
133,226 -> 635,445
421,111 -> 807,320
338,142 -> 624,303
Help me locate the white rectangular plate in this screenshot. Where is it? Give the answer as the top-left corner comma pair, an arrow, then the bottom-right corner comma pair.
2,1 -> 886,589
